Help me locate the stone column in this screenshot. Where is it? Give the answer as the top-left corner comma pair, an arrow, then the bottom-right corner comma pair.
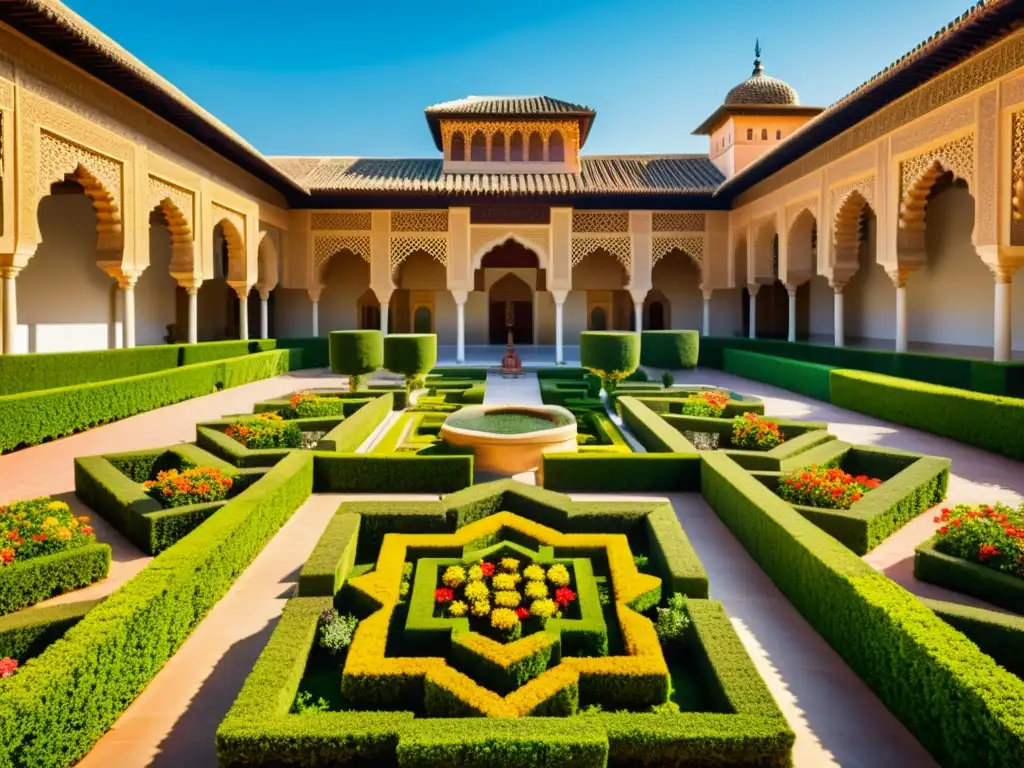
236,286 -> 250,340
1,268 -> 19,355
888,269 -> 909,353
380,302 -> 389,337
308,287 -> 321,337
259,289 -> 270,339
992,264 -> 1018,363
785,284 -> 797,343
747,283 -> 760,339
552,289 -> 568,364
701,288 -> 712,337
833,284 -> 845,348
452,290 -> 467,364
120,276 -> 137,349
186,285 -> 200,344
633,303 -> 643,333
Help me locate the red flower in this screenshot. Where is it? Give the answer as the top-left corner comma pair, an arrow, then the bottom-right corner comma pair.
978,544 -> 1000,562
31,533 -> 46,542
0,657 -> 16,678
951,519 -> 962,527
515,607 -> 529,620
433,588 -> 454,603
939,526 -> 949,535
554,586 -> 576,607
479,562 -> 495,577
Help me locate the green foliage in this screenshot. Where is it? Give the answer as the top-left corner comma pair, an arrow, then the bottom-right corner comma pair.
276,337 -> 330,369
329,330 -> 383,391
0,349 -> 291,454
317,393 -> 393,452
616,397 -> 696,453
724,350 -> 835,402
445,407 -> 573,434
299,512 -> 361,597
915,537 -> 1024,614
0,544 -> 110,617
225,415 -> 303,449
640,330 -> 699,370
643,506 -> 709,598
313,454 -> 473,494
542,454 -> 700,493
654,593 -> 690,646
700,451 -> 1024,768
384,334 -> 438,386
661,371 -> 674,388
292,690 -> 330,714
580,332 -> 640,392
0,598 -> 101,662
449,631 -> 559,696
317,608 -> 359,656
0,345 -> 181,396
180,339 -> 275,366
830,369 -> 1024,461
0,452 -> 315,767
923,598 -> 1024,679
291,393 -> 349,418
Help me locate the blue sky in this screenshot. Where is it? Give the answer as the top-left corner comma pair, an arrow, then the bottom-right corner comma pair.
65,0 -> 972,158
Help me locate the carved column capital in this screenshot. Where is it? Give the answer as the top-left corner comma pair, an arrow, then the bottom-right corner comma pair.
886,267 -> 913,289
989,263 -> 1020,284
307,286 -> 323,304
450,289 -> 469,305
784,284 -> 799,298
0,266 -> 21,280
746,282 -> 762,297
701,287 -> 714,302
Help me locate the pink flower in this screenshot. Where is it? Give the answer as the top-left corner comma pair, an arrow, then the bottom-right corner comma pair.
0,657 -> 17,678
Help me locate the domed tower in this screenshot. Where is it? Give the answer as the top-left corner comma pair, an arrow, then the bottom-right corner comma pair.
694,42 -> 823,178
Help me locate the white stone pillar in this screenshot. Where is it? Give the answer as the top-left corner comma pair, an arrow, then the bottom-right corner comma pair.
552,290 -> 567,364
380,302 -> 389,337
833,285 -> 845,348
259,290 -> 270,340
701,289 -> 712,337
121,278 -> 137,349
236,287 -> 250,340
747,284 -> 760,339
786,284 -> 797,343
308,287 -> 321,337
992,265 -> 1017,362
889,269 -> 908,353
1,268 -> 19,355
633,302 -> 643,334
187,285 -> 200,345
453,291 -> 467,364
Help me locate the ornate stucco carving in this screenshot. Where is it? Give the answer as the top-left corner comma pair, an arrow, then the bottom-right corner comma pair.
832,181 -> 873,268
1003,75 -> 1024,108
0,80 -> 12,111
898,133 -> 975,252
831,176 -> 876,217
441,120 -> 580,160
651,212 -> 705,232
890,101 -> 975,157
469,227 -> 549,264
1012,110 -> 1024,244
311,211 -> 372,231
211,203 -> 246,244
652,236 -> 704,266
572,211 -> 629,233
736,32 -> 1024,205
571,236 -> 631,271
314,235 -> 371,284
148,176 -> 194,234
390,236 -> 448,272
974,90 -> 997,247
391,210 -> 449,233
786,199 -> 818,231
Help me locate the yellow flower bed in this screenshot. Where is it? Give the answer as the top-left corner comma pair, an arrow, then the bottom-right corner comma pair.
342,510 -> 668,716
455,630 -> 557,670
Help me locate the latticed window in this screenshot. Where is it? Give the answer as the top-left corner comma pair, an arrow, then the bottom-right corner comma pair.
450,132 -> 465,161
771,234 -> 779,278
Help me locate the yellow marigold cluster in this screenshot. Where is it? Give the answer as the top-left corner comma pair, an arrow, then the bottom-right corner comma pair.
524,581 -> 548,600
499,557 -> 520,573
546,564 -> 570,587
490,608 -> 520,631
467,564 -> 484,581
494,590 -> 521,608
530,598 -> 557,618
442,565 -> 466,589
492,573 -> 519,591
523,564 -> 545,581
464,581 -> 490,602
448,600 -> 468,617
470,599 -> 490,618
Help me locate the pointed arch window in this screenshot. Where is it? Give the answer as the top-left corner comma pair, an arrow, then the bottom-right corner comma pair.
528,131 -> 543,162
548,130 -> 565,162
450,132 -> 465,161
491,132 -> 506,162
470,131 -> 487,161
509,131 -> 524,161
761,129 -> 768,140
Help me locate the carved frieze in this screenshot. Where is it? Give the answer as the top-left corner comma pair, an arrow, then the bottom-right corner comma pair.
974,90 -> 997,247
148,175 -> 194,235
390,236 -> 448,272
652,236 -> 704,266
572,211 -> 629,233
314,235 -> 371,283
471,205 -> 550,225
571,236 -> 631,272
391,210 -> 449,233
652,212 -> 705,232
899,133 -> 975,200
890,101 -> 975,157
470,227 -> 549,263
311,211 -> 372,231
1012,110 -> 1024,244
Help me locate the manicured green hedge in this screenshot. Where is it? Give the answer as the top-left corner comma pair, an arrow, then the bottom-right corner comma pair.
616,397 -> 697,453
700,451 -> 1024,767
923,597 -> 1024,679
580,332 -> 640,384
298,512 -> 360,597
698,336 -> 1024,398
640,330 -> 699,369
0,452 -> 315,767
542,453 -> 700,493
0,349 -> 291,454
915,538 -> 1024,614
329,330 -> 383,384
830,369 -> 1024,461
0,598 -> 102,662
644,506 -> 708,598
179,339 -> 276,366
384,334 -> 437,379
313,454 -> 473,494
276,336 -> 330,369
723,350 -> 835,402
317,393 -> 394,452
0,544 -> 110,616
0,345 -> 182,396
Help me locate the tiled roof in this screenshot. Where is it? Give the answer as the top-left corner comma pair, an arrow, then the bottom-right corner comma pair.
425,96 -> 594,116
267,155 -> 725,196
726,73 -> 799,106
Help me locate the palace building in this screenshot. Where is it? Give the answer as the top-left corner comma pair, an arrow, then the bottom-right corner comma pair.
0,0 -> 1023,362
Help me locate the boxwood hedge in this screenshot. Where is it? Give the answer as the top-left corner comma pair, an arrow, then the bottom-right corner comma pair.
915,537 -> 1024,614
0,544 -> 110,616
639,330 -> 699,369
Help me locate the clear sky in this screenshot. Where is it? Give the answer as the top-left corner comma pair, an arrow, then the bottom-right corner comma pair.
64,0 -> 973,158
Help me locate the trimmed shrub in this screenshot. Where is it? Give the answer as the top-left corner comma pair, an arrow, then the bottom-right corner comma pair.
298,513 -> 361,597
923,598 -> 1024,679
724,349 -> 835,402
318,393 -> 393,452
329,330 -> 383,391
640,330 -> 699,369
276,337 -> 330,369
0,350 -> 291,454
542,454 -> 699,493
915,537 -> 1024,614
616,397 -> 696,453
313,454 -> 473,494
700,451 -> 1024,767
0,346 -> 181,396
830,369 -> 1024,461
580,332 -> 640,392
0,452 -> 315,767
384,334 -> 438,388
0,598 -> 102,662
179,339 -> 275,366
0,544 -> 110,616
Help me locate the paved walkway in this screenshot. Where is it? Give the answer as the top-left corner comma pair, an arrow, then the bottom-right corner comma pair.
483,371 -> 543,405
1,368 -> 340,611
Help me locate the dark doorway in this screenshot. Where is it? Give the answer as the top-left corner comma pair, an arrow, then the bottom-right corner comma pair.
590,307 -> 608,331
489,300 -> 533,344
649,302 -> 665,330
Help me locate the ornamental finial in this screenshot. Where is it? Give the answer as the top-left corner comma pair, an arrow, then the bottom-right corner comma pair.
753,39 -> 764,75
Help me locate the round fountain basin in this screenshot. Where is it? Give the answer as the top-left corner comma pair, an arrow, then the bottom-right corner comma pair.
440,405 -> 578,474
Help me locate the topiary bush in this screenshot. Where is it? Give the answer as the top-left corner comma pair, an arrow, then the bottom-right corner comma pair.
641,331 -> 699,369
329,330 -> 383,392
384,334 -> 438,392
579,332 -> 639,394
